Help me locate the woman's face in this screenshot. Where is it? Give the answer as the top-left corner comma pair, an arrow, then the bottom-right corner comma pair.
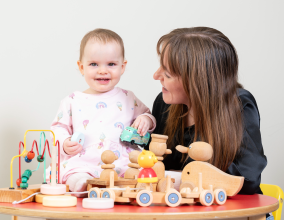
153,66 -> 189,106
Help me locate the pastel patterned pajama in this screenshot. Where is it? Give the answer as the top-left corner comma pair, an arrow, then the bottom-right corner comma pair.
50,87 -> 156,183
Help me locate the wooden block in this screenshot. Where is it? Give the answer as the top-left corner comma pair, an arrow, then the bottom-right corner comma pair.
115,196 -> 135,203
181,198 -> 194,204
87,178 -> 137,186
0,184 -> 69,203
181,192 -> 200,198
122,192 -> 137,198
0,184 -> 41,203
151,192 -> 166,203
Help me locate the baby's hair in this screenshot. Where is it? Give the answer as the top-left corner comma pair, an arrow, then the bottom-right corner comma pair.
79,28 -> 125,61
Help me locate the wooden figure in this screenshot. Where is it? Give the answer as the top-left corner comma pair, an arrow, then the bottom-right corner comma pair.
176,142 -> 244,204
87,141 -> 244,207
100,150 -> 119,181
124,150 -> 141,179
149,134 -> 174,192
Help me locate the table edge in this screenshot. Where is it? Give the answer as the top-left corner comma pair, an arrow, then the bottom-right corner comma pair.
0,201 -> 279,220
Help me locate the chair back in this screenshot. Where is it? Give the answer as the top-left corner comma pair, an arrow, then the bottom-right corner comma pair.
260,184 -> 283,220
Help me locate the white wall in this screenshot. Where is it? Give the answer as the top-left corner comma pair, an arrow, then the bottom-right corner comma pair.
0,1 -> 283,219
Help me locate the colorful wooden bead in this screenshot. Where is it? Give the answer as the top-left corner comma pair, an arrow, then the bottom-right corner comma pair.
25,156 -> 32,163
37,155 -> 44,162
27,151 -> 35,160
21,176 -> 28,183
22,169 -> 32,179
20,182 -> 28,189
16,178 -> 21,187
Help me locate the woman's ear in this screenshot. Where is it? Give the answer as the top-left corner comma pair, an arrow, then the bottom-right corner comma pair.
77,60 -> 84,76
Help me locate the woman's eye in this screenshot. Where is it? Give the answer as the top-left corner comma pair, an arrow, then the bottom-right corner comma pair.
164,72 -> 170,78
90,63 -> 97,66
108,63 -> 115,66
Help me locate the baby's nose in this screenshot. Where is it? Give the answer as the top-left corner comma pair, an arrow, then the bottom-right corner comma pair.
98,66 -> 107,74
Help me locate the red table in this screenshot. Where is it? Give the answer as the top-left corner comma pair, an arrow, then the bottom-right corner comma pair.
0,194 -> 279,220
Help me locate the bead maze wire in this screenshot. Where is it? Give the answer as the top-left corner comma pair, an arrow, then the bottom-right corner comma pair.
10,129 -> 60,189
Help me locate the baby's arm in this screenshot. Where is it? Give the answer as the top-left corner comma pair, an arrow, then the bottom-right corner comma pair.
131,93 -> 156,136
51,97 -> 82,160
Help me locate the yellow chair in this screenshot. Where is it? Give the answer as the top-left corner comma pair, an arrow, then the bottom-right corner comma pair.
260,184 -> 283,220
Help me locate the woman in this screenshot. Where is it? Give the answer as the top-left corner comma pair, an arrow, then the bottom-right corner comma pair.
147,27 -> 267,195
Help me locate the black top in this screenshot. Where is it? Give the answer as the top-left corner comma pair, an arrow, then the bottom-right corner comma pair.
146,88 -> 267,195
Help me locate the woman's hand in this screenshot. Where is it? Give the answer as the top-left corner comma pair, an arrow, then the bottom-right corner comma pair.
63,138 -> 83,155
131,115 -> 153,136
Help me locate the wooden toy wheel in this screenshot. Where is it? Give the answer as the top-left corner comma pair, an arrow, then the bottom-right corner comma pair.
136,190 -> 153,207
101,189 -> 116,200
165,189 -> 182,207
214,188 -> 227,205
88,187 -> 101,198
199,190 -> 214,206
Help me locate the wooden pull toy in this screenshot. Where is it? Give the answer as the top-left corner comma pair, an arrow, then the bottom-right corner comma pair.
176,141 -> 213,161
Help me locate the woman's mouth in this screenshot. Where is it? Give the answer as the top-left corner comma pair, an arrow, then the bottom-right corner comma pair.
162,86 -> 168,93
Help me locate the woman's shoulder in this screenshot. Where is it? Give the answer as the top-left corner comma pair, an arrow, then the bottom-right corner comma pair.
237,88 -> 261,128
237,88 -> 258,109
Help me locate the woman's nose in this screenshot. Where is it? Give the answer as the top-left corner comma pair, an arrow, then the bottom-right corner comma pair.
153,67 -> 162,80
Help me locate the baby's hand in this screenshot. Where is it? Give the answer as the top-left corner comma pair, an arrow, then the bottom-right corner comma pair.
131,115 -> 153,136
63,138 -> 83,155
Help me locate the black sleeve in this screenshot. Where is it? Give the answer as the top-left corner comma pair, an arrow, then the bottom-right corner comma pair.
227,89 -> 267,194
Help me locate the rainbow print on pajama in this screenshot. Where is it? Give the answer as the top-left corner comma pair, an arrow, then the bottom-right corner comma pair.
114,122 -> 124,130
96,102 -> 107,109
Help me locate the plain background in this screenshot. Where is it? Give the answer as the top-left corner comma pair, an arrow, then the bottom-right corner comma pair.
0,1 -> 283,219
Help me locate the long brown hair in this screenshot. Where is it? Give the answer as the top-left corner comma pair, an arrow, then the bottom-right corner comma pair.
158,27 -> 243,172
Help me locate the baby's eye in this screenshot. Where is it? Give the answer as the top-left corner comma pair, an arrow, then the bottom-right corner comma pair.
90,63 -> 98,66
108,63 -> 115,66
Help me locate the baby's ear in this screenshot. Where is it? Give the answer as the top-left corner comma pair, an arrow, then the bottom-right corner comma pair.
121,60 -> 128,75
77,60 -> 84,75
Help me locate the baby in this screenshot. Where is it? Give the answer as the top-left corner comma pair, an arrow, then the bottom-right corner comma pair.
50,29 -> 156,196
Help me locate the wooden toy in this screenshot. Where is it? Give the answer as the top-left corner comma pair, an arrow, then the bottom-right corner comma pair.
149,134 -> 174,192
82,198 -> 114,209
176,142 -> 244,198
42,196 -> 77,207
87,140 -> 244,207
176,142 -> 244,205
40,145 -> 66,195
100,150 -> 119,181
35,193 -> 71,204
124,150 -> 141,179
0,130 -> 69,204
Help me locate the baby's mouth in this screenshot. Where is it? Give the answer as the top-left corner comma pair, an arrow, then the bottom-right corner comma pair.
96,78 -> 110,81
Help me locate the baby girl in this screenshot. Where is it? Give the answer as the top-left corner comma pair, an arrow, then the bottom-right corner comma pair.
50,28 -> 156,196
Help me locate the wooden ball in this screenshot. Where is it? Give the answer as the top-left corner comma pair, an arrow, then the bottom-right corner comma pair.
188,142 -> 213,161
101,150 -> 118,164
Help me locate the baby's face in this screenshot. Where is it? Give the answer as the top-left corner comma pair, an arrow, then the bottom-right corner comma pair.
78,40 -> 127,94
